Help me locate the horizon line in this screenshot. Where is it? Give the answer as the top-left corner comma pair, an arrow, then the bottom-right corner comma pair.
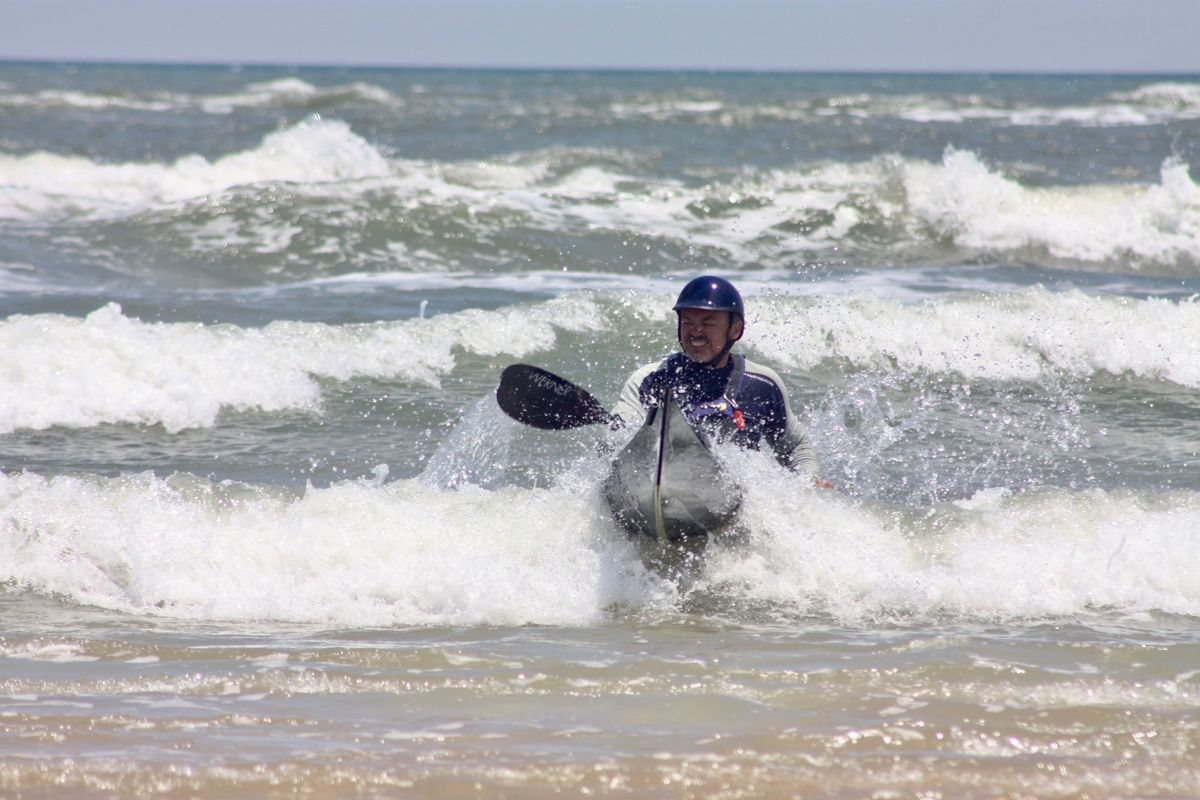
3,56 -> 1198,78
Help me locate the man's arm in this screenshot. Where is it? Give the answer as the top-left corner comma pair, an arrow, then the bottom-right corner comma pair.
772,411 -> 817,475
743,362 -> 819,477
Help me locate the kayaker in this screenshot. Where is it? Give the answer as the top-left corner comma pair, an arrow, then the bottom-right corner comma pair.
613,275 -> 825,481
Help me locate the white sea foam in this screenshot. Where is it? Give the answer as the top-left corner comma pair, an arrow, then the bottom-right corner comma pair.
897,101 -> 1195,127
0,78 -> 399,114
879,82 -> 1200,127
1110,82 -> 1200,111
707,460 -> 1200,621
4,78 -> 1196,128
0,295 -> 605,433
0,117 -> 390,221
0,471 -> 656,626
0,642 -> 100,663
2,286 -> 1197,435
195,78 -> 400,114
676,150 -> 1198,270
340,149 -> 1200,272
0,88 -> 176,112
2,123 -> 1196,270
601,82 -> 1200,127
747,286 -> 1200,386
2,468 -> 1197,625
841,82 -> 1200,127
610,99 -> 725,120
900,150 -> 1200,267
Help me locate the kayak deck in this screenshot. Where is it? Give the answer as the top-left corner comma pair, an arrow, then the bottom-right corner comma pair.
602,395 -> 741,544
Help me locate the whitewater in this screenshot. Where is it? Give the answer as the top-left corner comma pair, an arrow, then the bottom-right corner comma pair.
2,64 -> 1199,797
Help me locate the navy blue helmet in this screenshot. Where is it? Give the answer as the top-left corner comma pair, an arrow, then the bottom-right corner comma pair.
672,276 -> 744,321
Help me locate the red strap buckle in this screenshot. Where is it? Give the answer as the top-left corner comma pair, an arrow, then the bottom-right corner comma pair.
732,409 -> 746,430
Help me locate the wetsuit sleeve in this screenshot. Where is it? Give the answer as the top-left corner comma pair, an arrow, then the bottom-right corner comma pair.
749,362 -> 817,475
773,408 -> 817,475
611,360 -> 666,427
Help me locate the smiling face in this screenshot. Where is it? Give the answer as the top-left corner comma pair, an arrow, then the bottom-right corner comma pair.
678,308 -> 743,367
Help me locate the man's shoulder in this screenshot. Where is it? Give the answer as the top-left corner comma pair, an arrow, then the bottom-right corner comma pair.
613,355 -> 673,423
620,357 -> 672,398
739,357 -> 788,395
736,356 -> 801,428
626,355 -> 672,382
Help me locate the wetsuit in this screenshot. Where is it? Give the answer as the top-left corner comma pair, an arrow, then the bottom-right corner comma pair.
612,352 -> 816,474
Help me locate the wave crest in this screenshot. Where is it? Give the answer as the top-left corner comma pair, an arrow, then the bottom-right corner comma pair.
0,296 -> 604,433
3,469 -> 1199,625
3,287 -> 1199,434
0,77 -> 400,113
3,136 -> 1197,274
0,117 -> 390,221
0,471 -> 653,626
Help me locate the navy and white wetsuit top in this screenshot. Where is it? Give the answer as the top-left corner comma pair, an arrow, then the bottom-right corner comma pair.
613,352 -> 816,474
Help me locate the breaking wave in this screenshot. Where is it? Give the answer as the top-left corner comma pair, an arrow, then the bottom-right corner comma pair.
0,77 -> 400,114
2,469 -> 1198,625
2,287 -> 1198,434
2,118 -> 1197,274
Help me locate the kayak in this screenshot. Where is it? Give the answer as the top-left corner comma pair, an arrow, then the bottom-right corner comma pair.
493,363 -> 742,544
602,394 -> 742,544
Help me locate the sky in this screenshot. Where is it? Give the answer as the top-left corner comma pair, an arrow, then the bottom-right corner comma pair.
2,0 -> 1198,73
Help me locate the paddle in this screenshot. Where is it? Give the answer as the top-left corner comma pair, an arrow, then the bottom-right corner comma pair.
496,364 -> 620,430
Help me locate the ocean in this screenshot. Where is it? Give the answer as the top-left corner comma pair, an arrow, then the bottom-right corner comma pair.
2,62 -> 1199,797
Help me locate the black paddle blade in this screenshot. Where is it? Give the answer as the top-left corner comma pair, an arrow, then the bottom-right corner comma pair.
496,364 -> 616,430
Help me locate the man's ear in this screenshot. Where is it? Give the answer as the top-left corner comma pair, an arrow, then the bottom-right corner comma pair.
730,316 -> 744,342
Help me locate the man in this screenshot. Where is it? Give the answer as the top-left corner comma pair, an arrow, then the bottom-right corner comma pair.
612,275 -> 820,477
